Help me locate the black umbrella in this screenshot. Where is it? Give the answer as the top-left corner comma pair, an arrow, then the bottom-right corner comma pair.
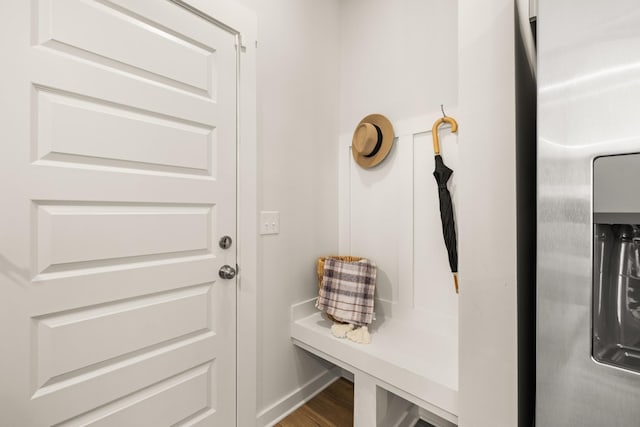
431,115 -> 459,293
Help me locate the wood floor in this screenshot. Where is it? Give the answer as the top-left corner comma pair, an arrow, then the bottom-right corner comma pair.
275,377 -> 434,427
275,378 -> 354,427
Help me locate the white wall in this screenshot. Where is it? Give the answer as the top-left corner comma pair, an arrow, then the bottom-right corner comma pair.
340,1 -> 522,426
458,1 -> 518,426
338,0 -> 459,316
339,0 -> 458,137
233,0 -> 521,425
232,0 -> 342,424
338,0 -> 459,328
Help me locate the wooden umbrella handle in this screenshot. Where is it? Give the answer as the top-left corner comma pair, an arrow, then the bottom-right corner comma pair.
432,116 -> 459,155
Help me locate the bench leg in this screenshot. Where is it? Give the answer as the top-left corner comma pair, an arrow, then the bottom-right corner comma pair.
354,372 -> 378,427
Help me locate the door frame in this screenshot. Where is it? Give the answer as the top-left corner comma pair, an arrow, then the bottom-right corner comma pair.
171,2 -> 257,425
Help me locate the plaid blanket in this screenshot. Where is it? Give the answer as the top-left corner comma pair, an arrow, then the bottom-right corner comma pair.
316,258 -> 376,326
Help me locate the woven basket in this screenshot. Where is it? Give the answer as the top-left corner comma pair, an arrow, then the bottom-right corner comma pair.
316,256 -> 364,323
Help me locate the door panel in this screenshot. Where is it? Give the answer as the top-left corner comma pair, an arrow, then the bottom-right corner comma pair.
36,88 -> 214,174
35,203 -> 213,273
0,1 -> 237,425
34,284 -> 212,388
40,0 -> 214,94
36,0 -> 221,97
56,363 -> 213,427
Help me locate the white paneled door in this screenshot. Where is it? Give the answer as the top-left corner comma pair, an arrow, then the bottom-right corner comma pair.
0,1 -> 238,425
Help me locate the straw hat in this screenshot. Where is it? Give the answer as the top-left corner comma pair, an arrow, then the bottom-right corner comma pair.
351,114 -> 395,169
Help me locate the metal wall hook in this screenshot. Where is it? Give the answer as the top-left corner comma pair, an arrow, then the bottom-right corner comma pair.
441,104 -> 447,118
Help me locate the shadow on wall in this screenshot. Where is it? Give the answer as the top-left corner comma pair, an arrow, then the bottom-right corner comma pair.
515,1 -> 537,426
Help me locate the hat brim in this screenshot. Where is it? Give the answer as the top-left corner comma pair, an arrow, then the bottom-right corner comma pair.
352,114 -> 395,169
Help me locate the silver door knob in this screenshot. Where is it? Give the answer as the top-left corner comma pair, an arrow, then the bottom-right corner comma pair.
218,265 -> 236,280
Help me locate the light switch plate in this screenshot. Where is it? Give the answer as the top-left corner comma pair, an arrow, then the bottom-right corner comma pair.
259,211 -> 280,235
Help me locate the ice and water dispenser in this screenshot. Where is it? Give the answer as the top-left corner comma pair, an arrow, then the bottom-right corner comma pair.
593,154 -> 640,372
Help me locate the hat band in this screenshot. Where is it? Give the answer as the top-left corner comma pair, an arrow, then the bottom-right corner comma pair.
364,124 -> 383,158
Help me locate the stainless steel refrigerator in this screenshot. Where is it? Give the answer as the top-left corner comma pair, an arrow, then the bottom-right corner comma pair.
537,0 -> 640,425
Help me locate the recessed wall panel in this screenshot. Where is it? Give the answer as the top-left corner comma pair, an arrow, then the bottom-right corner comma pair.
34,285 -> 212,389
35,203 -> 213,273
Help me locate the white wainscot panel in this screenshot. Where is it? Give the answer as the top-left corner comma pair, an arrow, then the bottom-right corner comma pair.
413,131 -> 460,319
348,136 -> 414,305
343,128 -> 459,321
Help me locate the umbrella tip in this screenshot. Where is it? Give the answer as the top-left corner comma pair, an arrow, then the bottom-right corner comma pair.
453,273 -> 459,294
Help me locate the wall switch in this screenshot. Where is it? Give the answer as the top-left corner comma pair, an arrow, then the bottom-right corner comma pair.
259,211 -> 280,235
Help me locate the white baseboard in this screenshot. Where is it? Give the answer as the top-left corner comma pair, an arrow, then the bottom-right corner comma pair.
256,367 -> 341,427
290,296 -> 393,323
379,392 -> 418,427
290,297 -> 318,322
395,408 -> 421,427
384,401 -> 459,427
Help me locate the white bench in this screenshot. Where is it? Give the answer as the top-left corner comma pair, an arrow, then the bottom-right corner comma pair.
290,299 -> 458,427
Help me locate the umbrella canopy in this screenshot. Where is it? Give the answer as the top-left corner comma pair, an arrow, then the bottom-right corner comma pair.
433,154 -> 458,292
431,116 -> 459,293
